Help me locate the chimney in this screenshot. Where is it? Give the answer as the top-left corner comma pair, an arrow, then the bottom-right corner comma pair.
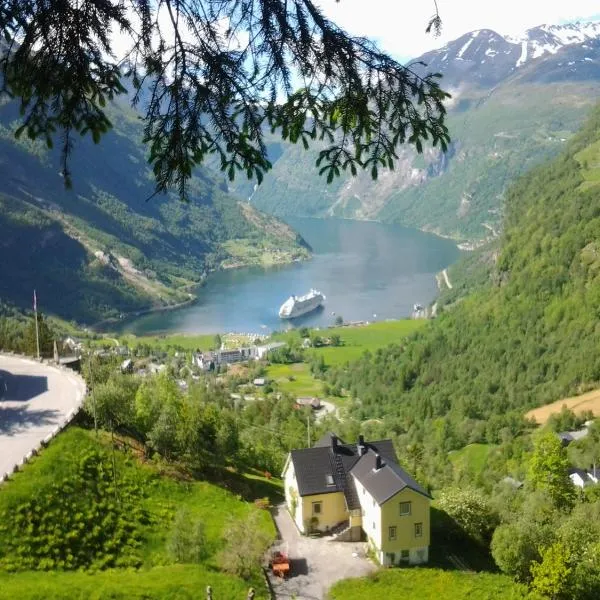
375,453 -> 383,470
358,435 -> 367,456
331,435 -> 338,451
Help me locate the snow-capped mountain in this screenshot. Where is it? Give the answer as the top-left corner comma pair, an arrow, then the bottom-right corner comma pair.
415,21 -> 600,87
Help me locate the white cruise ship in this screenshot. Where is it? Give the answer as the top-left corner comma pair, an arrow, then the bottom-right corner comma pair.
279,289 -> 325,319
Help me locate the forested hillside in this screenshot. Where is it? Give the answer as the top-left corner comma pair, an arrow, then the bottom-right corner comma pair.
327,105 -> 600,469
0,98 -> 309,323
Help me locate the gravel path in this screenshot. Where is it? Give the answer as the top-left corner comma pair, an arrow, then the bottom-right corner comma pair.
268,504 -> 375,600
0,355 -> 86,481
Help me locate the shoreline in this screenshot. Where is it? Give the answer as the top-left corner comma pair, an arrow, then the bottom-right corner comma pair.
89,252 -> 312,333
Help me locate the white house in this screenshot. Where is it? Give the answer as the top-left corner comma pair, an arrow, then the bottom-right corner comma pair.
569,467 -> 600,488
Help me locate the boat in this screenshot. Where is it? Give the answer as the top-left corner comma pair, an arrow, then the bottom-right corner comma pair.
279,289 -> 325,319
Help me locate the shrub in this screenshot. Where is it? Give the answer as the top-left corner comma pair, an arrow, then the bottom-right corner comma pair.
167,508 -> 209,563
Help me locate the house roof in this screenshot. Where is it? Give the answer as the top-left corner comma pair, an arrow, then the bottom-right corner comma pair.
569,468 -> 588,481
289,434 -> 419,509
351,450 -> 431,505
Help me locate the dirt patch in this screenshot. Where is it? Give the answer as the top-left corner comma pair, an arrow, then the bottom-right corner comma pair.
526,388 -> 600,424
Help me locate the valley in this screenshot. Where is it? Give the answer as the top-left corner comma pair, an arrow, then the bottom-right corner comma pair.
4,8 -> 600,600
232,23 -> 600,245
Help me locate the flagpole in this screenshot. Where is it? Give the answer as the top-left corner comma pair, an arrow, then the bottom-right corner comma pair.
34,290 -> 40,360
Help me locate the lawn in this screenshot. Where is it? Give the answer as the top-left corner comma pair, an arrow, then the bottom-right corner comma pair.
328,568 -> 527,600
0,427 -> 277,599
0,565 -> 251,600
448,443 -> 493,479
275,319 -> 427,366
265,362 -> 324,397
119,333 -> 216,352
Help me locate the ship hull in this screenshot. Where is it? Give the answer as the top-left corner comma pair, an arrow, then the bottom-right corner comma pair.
279,290 -> 325,319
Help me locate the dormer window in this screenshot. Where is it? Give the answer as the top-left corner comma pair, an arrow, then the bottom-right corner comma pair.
326,474 -> 335,486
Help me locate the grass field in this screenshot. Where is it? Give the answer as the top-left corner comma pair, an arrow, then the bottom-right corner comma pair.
0,427 -> 277,599
525,387 -> 600,424
448,444 -> 493,479
265,320 -> 426,400
265,362 -> 324,397
0,565 -> 252,600
118,333 -> 216,352
277,319 -> 427,366
328,568 -> 527,600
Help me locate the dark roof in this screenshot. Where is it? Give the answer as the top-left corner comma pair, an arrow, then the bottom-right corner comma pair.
569,467 -> 588,480
290,434 -> 404,506
351,450 -> 431,505
313,432 -> 344,448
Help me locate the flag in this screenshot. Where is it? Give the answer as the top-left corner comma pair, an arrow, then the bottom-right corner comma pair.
33,289 -> 37,312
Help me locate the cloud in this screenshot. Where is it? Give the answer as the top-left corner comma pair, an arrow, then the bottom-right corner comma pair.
316,0 -> 600,60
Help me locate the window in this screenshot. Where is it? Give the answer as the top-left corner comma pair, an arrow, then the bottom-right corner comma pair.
415,522 -> 423,537
385,552 -> 395,565
399,501 -> 412,516
326,474 -> 334,486
400,550 -> 410,562
388,526 -> 397,540
312,502 -> 322,515
372,521 -> 376,530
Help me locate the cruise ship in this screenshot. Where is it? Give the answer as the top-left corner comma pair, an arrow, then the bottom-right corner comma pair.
279,289 -> 325,319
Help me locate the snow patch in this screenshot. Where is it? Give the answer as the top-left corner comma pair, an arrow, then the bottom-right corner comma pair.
516,41 -> 528,67
584,57 -> 593,62
457,37 -> 474,59
485,48 -> 498,57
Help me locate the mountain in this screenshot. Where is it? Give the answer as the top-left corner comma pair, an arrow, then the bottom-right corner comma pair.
0,97 -> 309,324
326,103 -> 600,454
236,20 -> 600,244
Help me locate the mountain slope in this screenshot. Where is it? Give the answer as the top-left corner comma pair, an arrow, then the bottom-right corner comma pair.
326,104 -> 600,450
238,21 -> 600,244
0,98 -> 309,323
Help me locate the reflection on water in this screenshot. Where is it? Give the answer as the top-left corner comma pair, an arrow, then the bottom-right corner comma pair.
115,217 -> 460,335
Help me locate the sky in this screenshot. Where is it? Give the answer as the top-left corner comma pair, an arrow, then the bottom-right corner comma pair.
316,0 -> 600,61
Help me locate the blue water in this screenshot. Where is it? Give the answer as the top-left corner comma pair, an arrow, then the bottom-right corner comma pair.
115,218 -> 460,335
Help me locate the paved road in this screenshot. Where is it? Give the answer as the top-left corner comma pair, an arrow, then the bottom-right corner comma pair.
0,355 -> 86,479
268,504 -> 376,600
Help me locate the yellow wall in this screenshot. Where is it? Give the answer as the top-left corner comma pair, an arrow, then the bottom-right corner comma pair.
283,456 -> 348,533
380,488 -> 430,553
353,475 -> 430,565
283,458 -> 305,532
301,491 -> 347,532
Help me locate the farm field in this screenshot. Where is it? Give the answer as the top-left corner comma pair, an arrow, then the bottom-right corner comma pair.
525,387 -> 600,424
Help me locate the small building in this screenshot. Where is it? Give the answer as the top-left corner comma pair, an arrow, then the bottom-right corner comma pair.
569,467 -> 600,488
295,397 -> 321,409
63,337 -> 83,353
254,342 -> 286,360
120,359 -> 133,374
559,427 -> 590,447
282,433 -> 431,566
59,356 -> 81,372
253,377 -> 267,387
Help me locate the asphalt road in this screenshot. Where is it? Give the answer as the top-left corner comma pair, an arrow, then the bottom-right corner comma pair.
0,355 -> 86,479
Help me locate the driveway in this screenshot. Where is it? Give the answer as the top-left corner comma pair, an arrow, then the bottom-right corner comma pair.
0,355 -> 86,479
268,504 -> 376,600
